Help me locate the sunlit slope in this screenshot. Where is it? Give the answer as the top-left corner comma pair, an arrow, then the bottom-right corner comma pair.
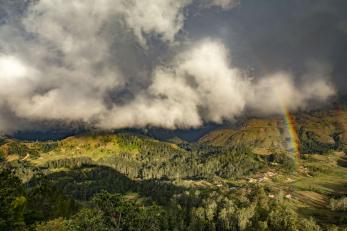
200,109 -> 347,155
0,132 -> 262,180
2,109 -> 347,163
0,133 -> 181,159
200,118 -> 285,155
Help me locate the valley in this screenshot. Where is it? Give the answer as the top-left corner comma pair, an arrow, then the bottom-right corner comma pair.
1,109 -> 347,230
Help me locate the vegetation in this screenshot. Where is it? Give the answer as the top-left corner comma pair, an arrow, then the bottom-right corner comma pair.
330,197 -> 347,212
0,167 -> 332,231
0,170 -> 27,230
1,109 -> 347,230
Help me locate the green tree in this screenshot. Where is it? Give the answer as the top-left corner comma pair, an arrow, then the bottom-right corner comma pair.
0,170 -> 27,230
67,208 -> 107,231
35,217 -> 68,231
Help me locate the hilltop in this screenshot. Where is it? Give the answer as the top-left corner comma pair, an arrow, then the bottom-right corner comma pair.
200,109 -> 347,155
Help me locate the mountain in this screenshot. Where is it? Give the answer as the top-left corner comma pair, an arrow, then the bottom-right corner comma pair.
200,109 -> 347,155
199,118 -> 285,155
0,132 -> 262,181
1,108 -> 347,230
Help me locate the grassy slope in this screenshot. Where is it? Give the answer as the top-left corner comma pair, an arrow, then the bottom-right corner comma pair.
0,133 -> 183,164
200,109 -> 347,154
200,118 -> 286,155
290,152 -> 347,225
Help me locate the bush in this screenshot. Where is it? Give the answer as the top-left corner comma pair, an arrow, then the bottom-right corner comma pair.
330,197 -> 347,211
35,217 -> 68,231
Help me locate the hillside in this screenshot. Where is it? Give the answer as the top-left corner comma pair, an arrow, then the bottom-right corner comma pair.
200,118 -> 285,155
200,109 -> 347,155
1,109 -> 347,230
0,132 -> 263,181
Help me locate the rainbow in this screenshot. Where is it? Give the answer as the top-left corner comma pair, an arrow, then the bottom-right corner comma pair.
283,108 -> 301,159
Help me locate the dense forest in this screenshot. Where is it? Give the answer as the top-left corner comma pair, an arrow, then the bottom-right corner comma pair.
1,163 -> 331,231
1,167 -> 330,231
1,110 -> 347,230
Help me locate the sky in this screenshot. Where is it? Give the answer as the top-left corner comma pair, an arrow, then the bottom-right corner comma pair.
0,0 -> 345,133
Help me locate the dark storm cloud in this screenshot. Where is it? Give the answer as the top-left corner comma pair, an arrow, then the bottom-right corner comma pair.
185,0 -> 347,92
0,0 -> 338,133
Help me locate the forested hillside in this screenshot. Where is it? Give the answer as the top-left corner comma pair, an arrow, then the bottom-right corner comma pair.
1,109 -> 347,230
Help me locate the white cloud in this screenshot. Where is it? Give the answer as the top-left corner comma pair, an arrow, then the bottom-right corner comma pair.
99,39 -> 335,129
0,56 -> 28,80
248,73 -> 335,114
119,0 -> 192,46
0,1 -> 336,132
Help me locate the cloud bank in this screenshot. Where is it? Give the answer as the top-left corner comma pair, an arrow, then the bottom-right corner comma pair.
0,0 -> 336,133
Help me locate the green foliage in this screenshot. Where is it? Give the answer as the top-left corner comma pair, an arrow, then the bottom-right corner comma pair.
25,178 -> 79,222
0,168 -> 79,229
28,165 -> 184,205
67,191 -> 168,231
7,142 -> 39,158
202,146 -> 261,178
38,142 -> 59,153
43,157 -> 93,169
35,217 -> 68,231
1,130 -> 346,230
7,143 -> 29,157
0,164 -> 329,231
67,208 -> 106,231
300,132 -> 336,154
0,150 -> 4,162
116,134 -> 142,152
0,138 -> 5,146
299,217 -> 322,231
1,133 -> 274,185
0,170 -> 27,230
267,152 -> 297,172
32,134 -> 263,181
330,197 -> 347,212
